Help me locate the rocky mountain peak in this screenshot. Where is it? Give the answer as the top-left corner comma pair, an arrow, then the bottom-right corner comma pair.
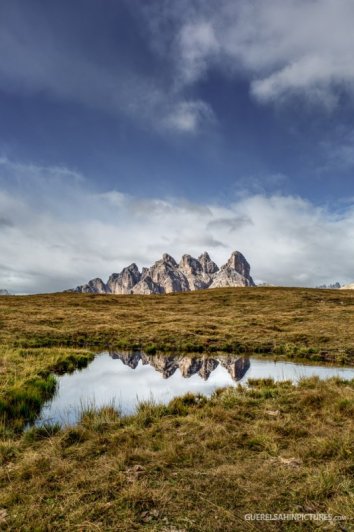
132,275 -> 163,295
179,254 -> 203,275
143,254 -> 189,293
198,251 -> 219,274
74,277 -> 108,294
225,251 -> 251,278
127,263 -> 139,273
68,249 -> 255,294
209,251 -> 255,288
199,251 -> 211,261
162,253 -> 178,267
107,263 -> 141,294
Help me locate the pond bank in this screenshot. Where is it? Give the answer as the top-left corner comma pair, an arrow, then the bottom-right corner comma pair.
1,377 -> 354,530
36,352 -> 354,427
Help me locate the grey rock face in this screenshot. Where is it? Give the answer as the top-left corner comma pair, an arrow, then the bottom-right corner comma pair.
142,254 -> 190,293
132,276 -> 163,295
73,277 -> 108,294
226,251 -> 251,278
209,269 -> 253,288
317,282 -> 341,289
162,253 -> 178,268
179,254 -> 211,290
179,356 -> 202,378
179,254 -> 203,275
67,250 -> 255,294
107,263 -> 141,294
209,251 -> 255,288
198,251 -> 219,275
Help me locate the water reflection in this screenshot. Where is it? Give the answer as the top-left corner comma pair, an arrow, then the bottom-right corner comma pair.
35,352 -> 354,427
110,352 -> 250,381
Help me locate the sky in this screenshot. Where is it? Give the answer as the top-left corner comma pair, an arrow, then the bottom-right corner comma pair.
1,0 -> 354,292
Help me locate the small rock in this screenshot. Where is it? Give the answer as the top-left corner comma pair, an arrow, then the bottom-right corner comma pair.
266,410 -> 280,417
126,464 -> 145,482
279,457 -> 302,467
132,464 -> 144,472
140,509 -> 159,522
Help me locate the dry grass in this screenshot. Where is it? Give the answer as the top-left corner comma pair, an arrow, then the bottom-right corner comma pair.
1,287 -> 354,361
0,378 -> 353,530
1,289 -> 354,529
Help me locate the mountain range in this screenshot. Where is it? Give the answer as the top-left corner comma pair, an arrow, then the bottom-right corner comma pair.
67,250 -> 255,295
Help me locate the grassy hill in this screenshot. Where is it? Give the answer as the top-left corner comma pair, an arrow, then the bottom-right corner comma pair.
1,287 -> 354,360
0,288 -> 354,529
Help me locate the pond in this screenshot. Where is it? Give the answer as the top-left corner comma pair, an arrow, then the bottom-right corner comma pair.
36,352 -> 354,426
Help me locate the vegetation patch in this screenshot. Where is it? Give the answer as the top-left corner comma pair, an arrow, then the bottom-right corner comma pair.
0,288 -> 354,360
1,289 -> 354,528
0,379 -> 353,530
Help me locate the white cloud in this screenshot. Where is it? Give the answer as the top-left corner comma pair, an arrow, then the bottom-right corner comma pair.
160,0 -> 354,106
177,21 -> 220,84
163,101 -> 214,132
2,0 -> 353,134
1,159 -> 354,292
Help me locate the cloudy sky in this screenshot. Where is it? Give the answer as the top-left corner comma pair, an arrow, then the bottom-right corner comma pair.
1,0 -> 354,292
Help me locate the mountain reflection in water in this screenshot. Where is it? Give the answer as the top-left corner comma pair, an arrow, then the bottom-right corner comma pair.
35,352 -> 354,427
110,352 -> 251,381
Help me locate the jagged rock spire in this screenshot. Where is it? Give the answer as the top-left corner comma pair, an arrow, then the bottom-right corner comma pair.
226,251 -> 251,278
107,263 -> 141,294
198,251 -> 219,274
69,250 -> 255,294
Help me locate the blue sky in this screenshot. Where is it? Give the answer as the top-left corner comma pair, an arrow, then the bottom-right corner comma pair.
1,0 -> 354,292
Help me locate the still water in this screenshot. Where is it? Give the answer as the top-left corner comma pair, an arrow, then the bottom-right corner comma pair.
36,352 -> 354,426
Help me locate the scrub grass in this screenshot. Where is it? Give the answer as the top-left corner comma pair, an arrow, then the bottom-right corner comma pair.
0,378 -> 353,530
0,347 -> 94,431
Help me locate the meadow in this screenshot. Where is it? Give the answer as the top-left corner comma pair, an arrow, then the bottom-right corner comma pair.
2,287 -> 354,358
0,288 -> 354,529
